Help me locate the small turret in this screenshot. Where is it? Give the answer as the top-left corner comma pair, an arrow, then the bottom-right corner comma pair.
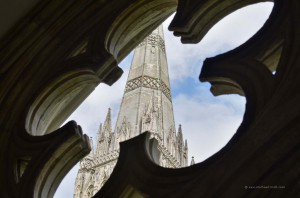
117,116 -> 131,142
177,124 -> 183,144
95,108 -> 113,156
87,137 -> 94,158
103,108 -> 112,137
190,156 -> 195,165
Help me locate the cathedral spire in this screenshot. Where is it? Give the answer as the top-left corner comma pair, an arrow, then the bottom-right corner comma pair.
114,24 -> 176,143
74,26 -> 189,197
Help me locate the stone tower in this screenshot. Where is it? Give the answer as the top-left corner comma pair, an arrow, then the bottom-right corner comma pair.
73,25 -> 188,198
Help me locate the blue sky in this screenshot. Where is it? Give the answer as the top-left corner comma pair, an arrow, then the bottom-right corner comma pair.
55,3 -> 273,197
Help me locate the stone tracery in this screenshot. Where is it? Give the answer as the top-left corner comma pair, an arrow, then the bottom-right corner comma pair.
0,0 -> 299,197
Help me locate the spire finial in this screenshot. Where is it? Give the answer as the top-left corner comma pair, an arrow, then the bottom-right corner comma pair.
103,108 -> 112,136
106,108 -> 111,121
185,139 -> 188,148
190,156 -> 195,165
98,123 -> 103,134
178,124 -> 182,133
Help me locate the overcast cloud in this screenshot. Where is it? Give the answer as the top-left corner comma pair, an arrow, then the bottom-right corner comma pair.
55,2 -> 273,197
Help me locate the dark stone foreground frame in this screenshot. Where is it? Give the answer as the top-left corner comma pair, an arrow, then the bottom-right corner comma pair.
0,0 -> 299,197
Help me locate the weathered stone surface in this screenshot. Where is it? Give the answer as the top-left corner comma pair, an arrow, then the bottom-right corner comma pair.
74,26 -> 188,197
96,0 -> 300,197
0,0 -> 177,197
1,0 -> 300,197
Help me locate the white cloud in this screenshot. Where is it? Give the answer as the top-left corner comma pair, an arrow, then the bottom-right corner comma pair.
173,90 -> 245,162
164,3 -> 274,161
164,2 -> 273,82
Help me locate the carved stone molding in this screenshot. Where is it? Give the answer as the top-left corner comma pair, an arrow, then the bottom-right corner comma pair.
0,0 -> 177,197
2,121 -> 91,198
2,0 -> 300,197
138,34 -> 166,52
125,76 -> 172,101
95,0 -> 299,197
80,150 -> 120,170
